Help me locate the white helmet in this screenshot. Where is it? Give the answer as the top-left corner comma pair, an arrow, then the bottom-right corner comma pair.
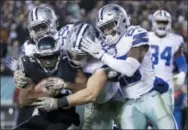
96,4 -> 130,45
66,23 -> 96,68
27,5 -> 58,43
152,10 -> 172,37
34,36 -> 62,74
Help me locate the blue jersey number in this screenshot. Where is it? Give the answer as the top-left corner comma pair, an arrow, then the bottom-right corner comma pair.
151,45 -> 172,66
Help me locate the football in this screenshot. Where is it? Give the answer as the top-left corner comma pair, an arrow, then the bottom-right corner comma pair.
34,77 -> 68,97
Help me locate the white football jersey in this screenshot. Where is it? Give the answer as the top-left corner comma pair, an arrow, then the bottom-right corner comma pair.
149,32 -> 183,82
103,26 -> 156,99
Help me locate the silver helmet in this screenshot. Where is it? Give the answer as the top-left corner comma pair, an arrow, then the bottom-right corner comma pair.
66,23 -> 96,68
27,5 -> 58,43
152,10 -> 172,37
34,36 -> 62,74
96,4 -> 130,45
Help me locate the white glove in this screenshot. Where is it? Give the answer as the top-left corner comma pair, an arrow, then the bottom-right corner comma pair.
173,72 -> 186,87
107,70 -> 119,79
4,56 -> 18,71
14,70 -> 30,88
31,97 -> 58,112
81,37 -> 105,59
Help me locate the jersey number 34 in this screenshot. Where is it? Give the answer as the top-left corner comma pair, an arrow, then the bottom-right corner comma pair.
151,45 -> 172,67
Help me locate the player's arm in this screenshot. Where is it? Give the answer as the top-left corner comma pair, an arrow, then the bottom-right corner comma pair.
81,28 -> 149,77
57,69 -> 107,108
30,69 -> 107,111
173,44 -> 187,86
18,81 -> 38,107
174,45 -> 187,74
100,45 -> 149,77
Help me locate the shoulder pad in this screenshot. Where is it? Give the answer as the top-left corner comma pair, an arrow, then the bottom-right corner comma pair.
127,26 -> 149,47
170,33 -> 184,46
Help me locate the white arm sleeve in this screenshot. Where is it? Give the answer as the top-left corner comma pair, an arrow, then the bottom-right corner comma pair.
101,53 -> 140,77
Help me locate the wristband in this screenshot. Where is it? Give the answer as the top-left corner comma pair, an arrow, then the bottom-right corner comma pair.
57,97 -> 69,108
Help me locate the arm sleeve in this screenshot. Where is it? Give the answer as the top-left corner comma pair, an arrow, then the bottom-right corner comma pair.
101,54 -> 140,77
174,55 -> 187,73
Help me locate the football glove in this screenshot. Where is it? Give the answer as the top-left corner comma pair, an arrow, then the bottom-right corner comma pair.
81,36 -> 105,59
14,70 -> 30,88
31,97 -> 58,112
173,72 -> 186,87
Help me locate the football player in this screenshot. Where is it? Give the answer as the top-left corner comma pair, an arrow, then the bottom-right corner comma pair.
80,4 -> 177,129
149,10 -> 187,111
31,23 -> 125,129
4,5 -> 62,125
14,36 -> 87,130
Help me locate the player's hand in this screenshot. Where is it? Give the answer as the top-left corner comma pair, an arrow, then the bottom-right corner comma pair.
107,70 -> 119,79
14,70 -> 30,88
44,77 -> 68,96
173,72 -> 186,87
31,97 -> 58,112
4,56 -> 18,71
81,36 -> 105,59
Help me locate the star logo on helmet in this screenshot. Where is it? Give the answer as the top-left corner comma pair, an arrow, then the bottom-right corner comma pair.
113,6 -> 120,12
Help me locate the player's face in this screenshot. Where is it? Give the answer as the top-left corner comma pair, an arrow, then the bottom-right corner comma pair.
156,20 -> 169,31
30,22 -> 49,39
67,51 -> 88,65
37,53 -> 59,70
99,20 -> 117,36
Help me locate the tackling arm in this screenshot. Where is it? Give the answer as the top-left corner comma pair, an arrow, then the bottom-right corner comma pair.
57,69 -> 107,108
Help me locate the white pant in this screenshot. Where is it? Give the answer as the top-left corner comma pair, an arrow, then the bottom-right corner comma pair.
82,101 -> 124,129
161,80 -> 174,112
119,90 -> 177,129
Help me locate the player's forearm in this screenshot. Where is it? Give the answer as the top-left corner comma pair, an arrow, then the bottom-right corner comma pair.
174,55 -> 187,74
101,53 -> 140,77
18,84 -> 38,107
57,70 -> 107,107
66,83 -> 86,93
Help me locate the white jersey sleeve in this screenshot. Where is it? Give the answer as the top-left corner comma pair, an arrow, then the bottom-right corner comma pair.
126,26 -> 149,47
20,40 -> 36,57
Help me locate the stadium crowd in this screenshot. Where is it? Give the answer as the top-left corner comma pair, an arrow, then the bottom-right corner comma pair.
0,0 -> 187,129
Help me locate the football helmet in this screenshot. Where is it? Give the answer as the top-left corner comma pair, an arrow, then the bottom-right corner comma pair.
152,10 -> 172,37
34,36 -> 61,74
27,5 -> 58,43
96,4 -> 130,45
66,23 -> 96,68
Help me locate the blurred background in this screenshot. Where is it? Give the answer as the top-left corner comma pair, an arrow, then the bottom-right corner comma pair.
0,0 -> 187,129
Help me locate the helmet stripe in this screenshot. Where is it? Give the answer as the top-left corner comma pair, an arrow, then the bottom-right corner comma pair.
35,7 -> 38,20
33,7 -> 37,21
75,23 -> 84,48
75,24 -> 89,49
30,10 -> 34,21
100,7 -> 104,20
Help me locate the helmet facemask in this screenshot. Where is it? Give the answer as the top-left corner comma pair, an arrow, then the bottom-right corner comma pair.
28,20 -> 57,43
27,6 -> 58,43
34,36 -> 61,74
152,10 -> 171,37
67,48 -> 89,68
